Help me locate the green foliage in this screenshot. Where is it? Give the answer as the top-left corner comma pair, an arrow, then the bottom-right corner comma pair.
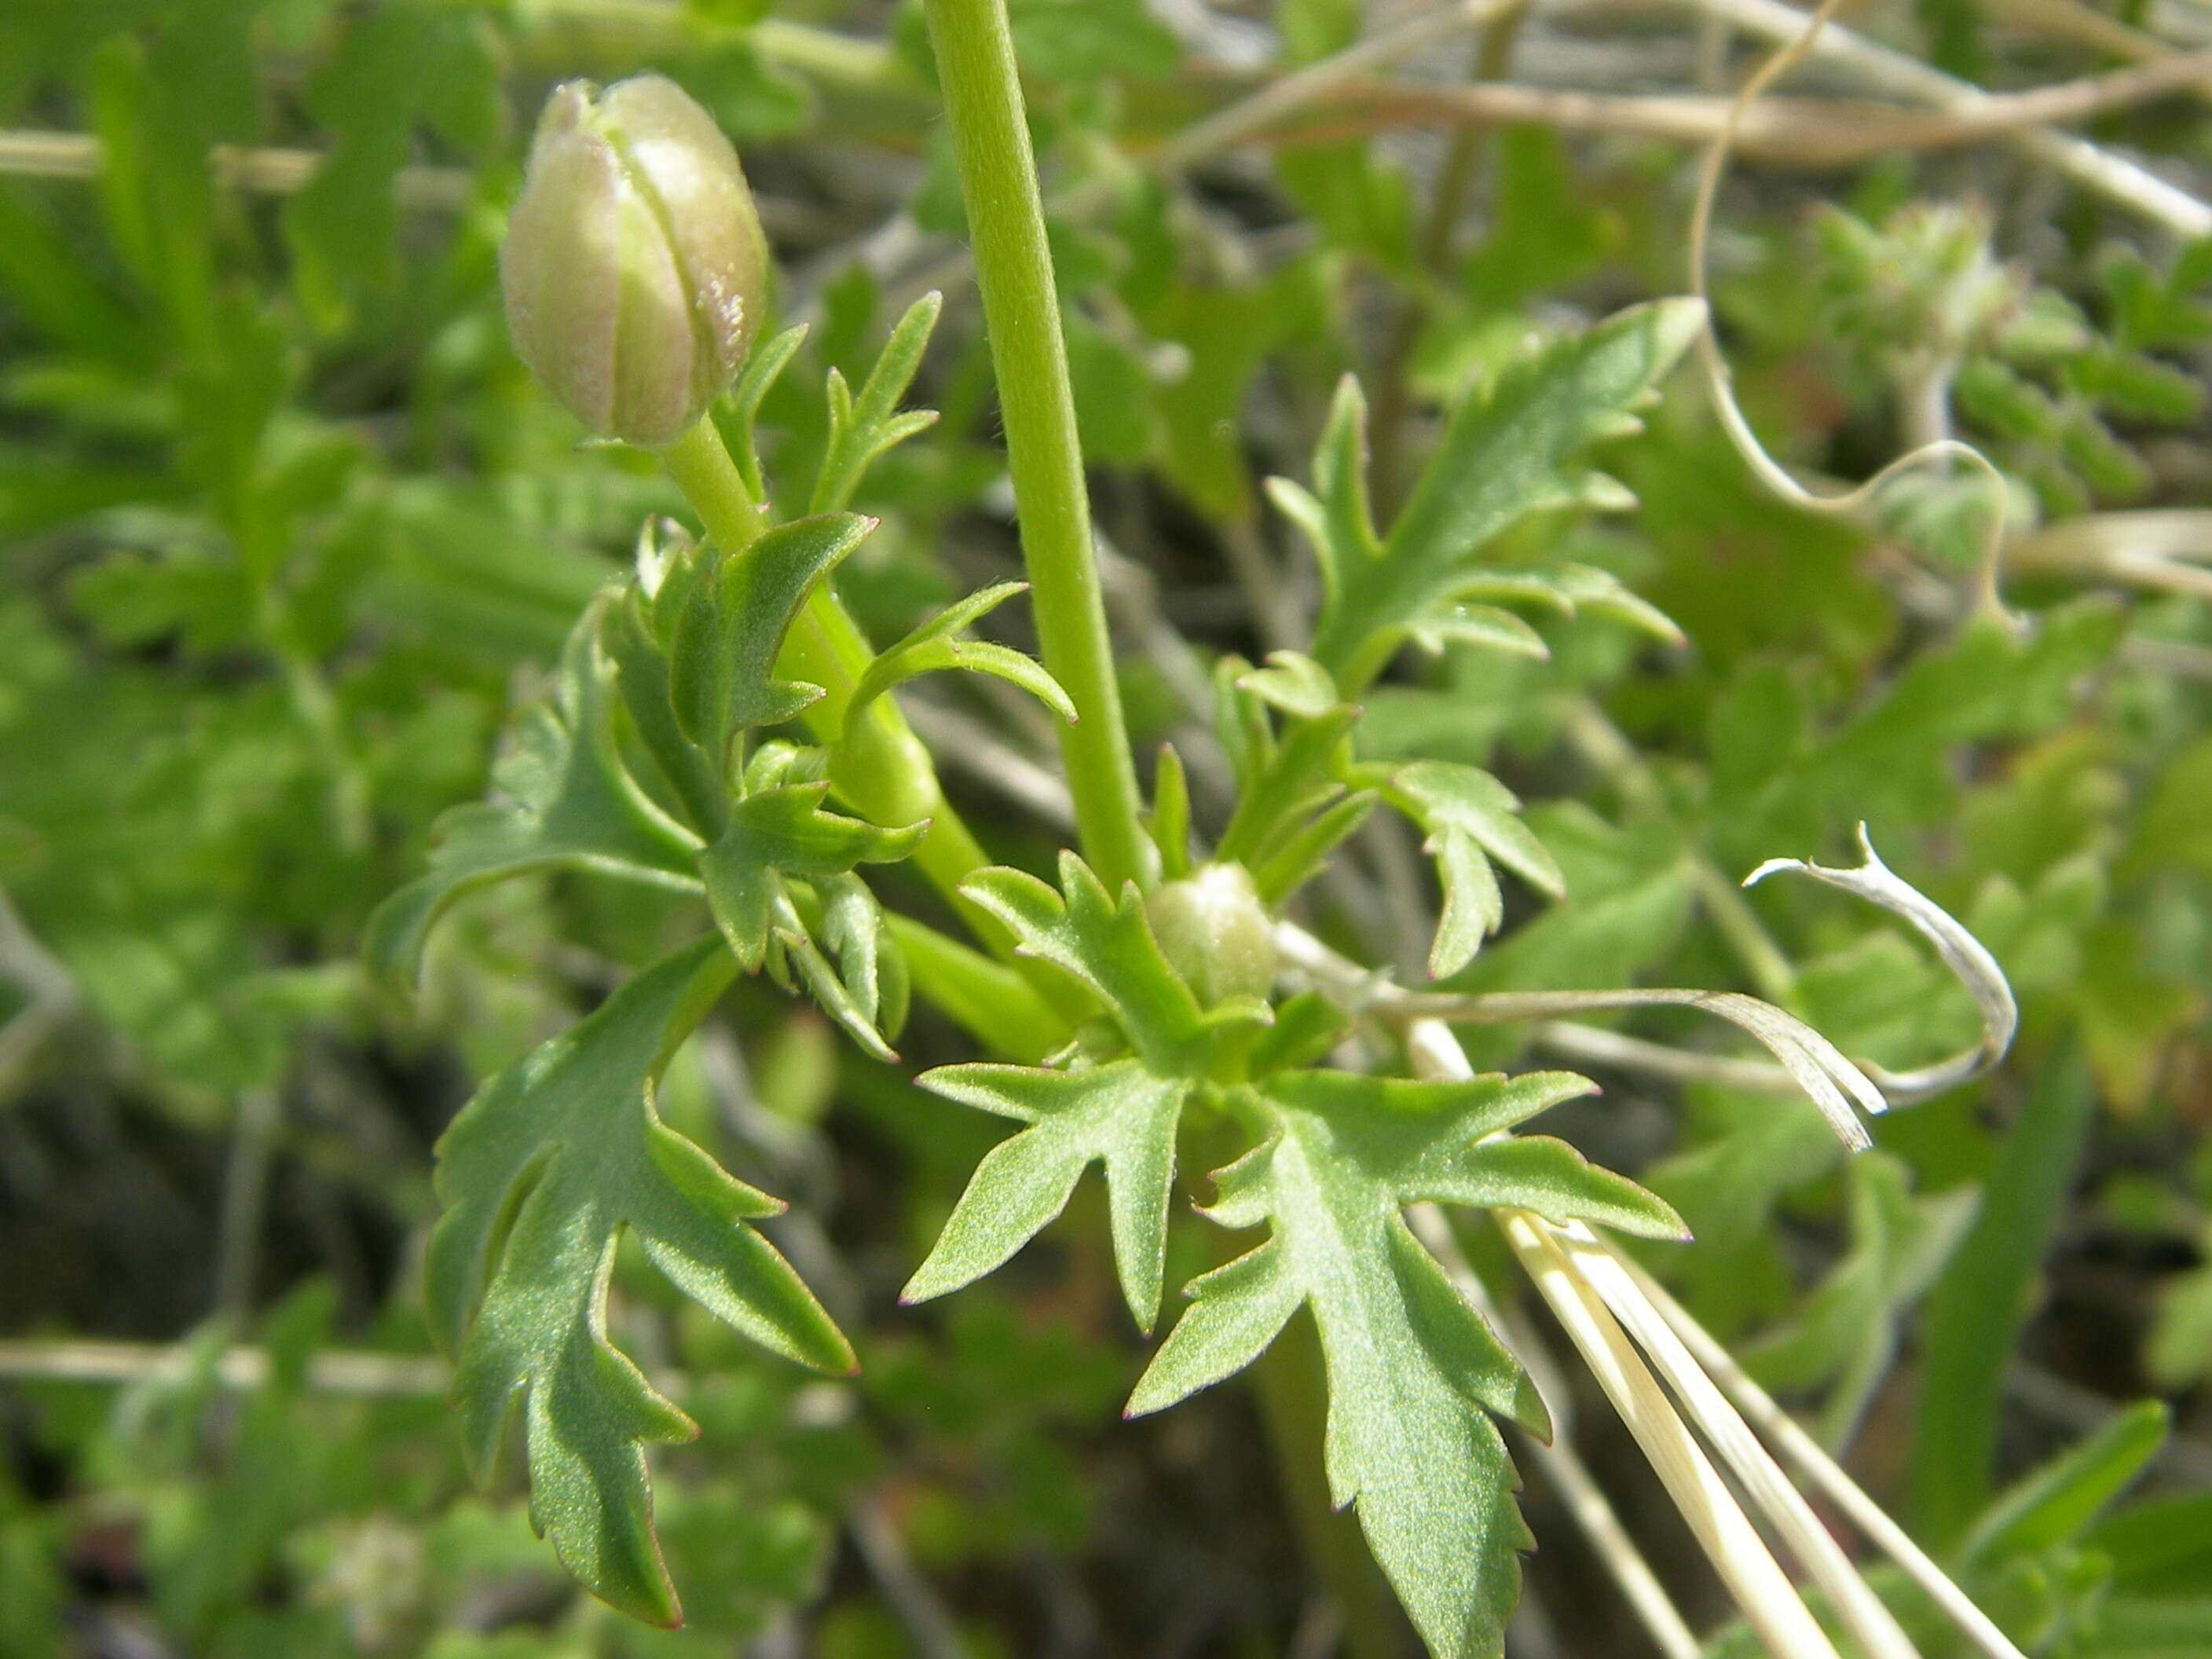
845,580 -> 1075,731
1289,301 -> 1703,688
1131,1070 -> 1683,1657
903,1057 -> 1187,1324
1388,762 -> 1566,977
1910,1041 -> 2100,1546
424,936 -> 851,1626
904,851 -> 1267,1327
365,605 -> 701,991
6,2 -> 2212,1657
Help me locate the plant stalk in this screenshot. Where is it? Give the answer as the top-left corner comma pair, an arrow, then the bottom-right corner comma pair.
660,421 -> 1009,956
919,0 -> 1153,894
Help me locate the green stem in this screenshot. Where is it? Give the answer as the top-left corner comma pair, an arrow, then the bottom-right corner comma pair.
661,420 -> 1080,1018
920,0 -> 1152,895
885,914 -> 1060,1063
662,419 -> 767,550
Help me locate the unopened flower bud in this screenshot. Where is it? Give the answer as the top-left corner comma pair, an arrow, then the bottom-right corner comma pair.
1148,863 -> 1276,1007
501,75 -> 768,448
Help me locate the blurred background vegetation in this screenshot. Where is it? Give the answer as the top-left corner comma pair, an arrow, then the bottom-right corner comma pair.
2,0 -> 2210,1654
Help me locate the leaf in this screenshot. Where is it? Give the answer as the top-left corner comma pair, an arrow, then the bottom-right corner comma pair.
1212,654 -> 1372,892
1237,648 -> 1342,720
844,581 -> 1075,734
1389,761 -> 1566,978
694,773 -> 924,1060
962,851 -> 1261,1072
2084,1489 -> 2212,1593
423,937 -> 852,1626
1130,1068 -> 1683,1658
1965,1399 -> 2170,1562
1250,788 -> 1379,904
1529,562 -> 1686,643
1306,300 -> 1705,689
815,870 -> 909,1042
1911,1039 -> 2098,1547
1405,604 -> 1552,660
697,781 -> 925,971
724,321 -> 808,506
365,600 -> 701,990
669,513 -> 875,753
914,853 -> 1267,1325
810,291 -> 943,515
1148,743 -> 1192,881
904,1060 -> 1188,1329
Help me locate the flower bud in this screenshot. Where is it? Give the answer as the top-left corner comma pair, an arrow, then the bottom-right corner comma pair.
1148,863 -> 1276,1007
501,75 -> 768,448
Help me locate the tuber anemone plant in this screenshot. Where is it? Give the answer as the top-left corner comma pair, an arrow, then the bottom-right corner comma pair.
374,12 -> 2031,1657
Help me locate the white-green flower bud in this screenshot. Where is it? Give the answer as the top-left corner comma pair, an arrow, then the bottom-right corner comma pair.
1148,863 -> 1276,1007
501,75 -> 768,448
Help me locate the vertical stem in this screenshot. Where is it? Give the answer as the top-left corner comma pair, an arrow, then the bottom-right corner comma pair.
663,419 -> 767,550
213,1086 -> 283,1320
919,0 -> 1152,893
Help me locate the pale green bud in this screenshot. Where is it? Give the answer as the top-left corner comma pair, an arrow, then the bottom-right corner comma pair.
501,75 -> 768,448
1148,863 -> 1276,1007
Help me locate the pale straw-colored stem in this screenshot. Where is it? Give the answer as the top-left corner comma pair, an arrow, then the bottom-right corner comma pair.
0,1337 -> 449,1396
1524,1414 -> 1705,1659
1555,1224 -> 1921,1659
1503,1210 -> 1844,1659
1404,1021 -> 1844,1659
1685,0 -> 2212,237
1613,1250 -> 2031,1659
1407,1204 -> 1701,1659
1152,0 -> 1506,172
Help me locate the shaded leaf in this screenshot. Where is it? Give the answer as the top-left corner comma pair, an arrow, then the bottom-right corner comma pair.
670,513 -> 874,753
423,937 -> 851,1626
697,781 -> 924,971
365,600 -> 699,989
1965,1399 -> 2169,1562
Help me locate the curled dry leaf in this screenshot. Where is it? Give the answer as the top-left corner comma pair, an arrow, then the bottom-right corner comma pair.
1746,823 -> 2019,1104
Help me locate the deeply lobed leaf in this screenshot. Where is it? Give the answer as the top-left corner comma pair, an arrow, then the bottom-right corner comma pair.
423,936 -> 852,1626
364,599 -> 701,989
1389,761 -> 1566,978
1132,1068 -> 1683,1658
1298,300 -> 1705,690
917,853 -> 1272,1326
904,1059 -> 1188,1330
